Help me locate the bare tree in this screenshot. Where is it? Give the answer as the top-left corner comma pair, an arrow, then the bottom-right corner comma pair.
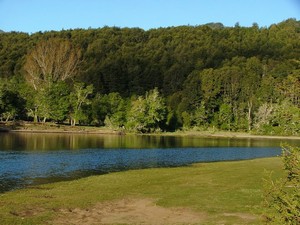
24,38 -> 81,90
23,38 -> 81,123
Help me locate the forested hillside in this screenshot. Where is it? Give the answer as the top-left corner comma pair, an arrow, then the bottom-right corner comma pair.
0,19 -> 299,134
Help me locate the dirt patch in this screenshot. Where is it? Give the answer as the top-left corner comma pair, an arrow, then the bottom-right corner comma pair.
10,208 -> 45,218
223,212 -> 258,220
52,198 -> 206,225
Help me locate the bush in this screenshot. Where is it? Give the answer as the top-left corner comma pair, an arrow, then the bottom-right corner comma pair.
263,145 -> 300,224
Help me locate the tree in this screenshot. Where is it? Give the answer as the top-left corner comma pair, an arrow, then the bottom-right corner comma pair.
0,78 -> 25,121
263,145 -> 300,224
0,20 -> 299,130
145,88 -> 167,127
257,74 -> 278,103
0,79 -> 6,118
180,70 -> 203,112
181,111 -> 192,129
241,57 -> 262,131
126,95 -> 147,132
254,101 -> 300,135
200,68 -> 222,116
271,101 -> 300,135
191,102 -> 207,128
91,92 -> 127,127
22,38 -> 82,123
0,32 -> 30,79
126,88 -> 166,132
217,103 -> 233,130
47,82 -> 71,122
24,38 -> 81,90
277,73 -> 300,107
103,93 -> 127,128
253,103 -> 274,133
69,83 -> 93,126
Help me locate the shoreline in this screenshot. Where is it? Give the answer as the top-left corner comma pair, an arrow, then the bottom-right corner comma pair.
160,130 -> 300,140
0,122 -> 125,135
8,128 -> 125,135
1,121 -> 300,140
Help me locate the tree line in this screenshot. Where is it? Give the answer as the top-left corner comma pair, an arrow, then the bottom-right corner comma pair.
0,19 -> 299,134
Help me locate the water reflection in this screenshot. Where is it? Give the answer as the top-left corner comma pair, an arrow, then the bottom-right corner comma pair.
1,133 -> 299,151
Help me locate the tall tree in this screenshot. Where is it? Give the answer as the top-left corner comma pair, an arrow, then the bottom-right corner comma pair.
69,83 -> 93,126
277,73 -> 300,106
241,57 -> 263,130
24,38 -> 81,90
22,38 -> 81,122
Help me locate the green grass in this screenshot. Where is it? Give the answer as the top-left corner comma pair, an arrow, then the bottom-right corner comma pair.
0,157 -> 283,224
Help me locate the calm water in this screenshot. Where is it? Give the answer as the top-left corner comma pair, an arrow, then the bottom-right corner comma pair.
1,132 -> 299,193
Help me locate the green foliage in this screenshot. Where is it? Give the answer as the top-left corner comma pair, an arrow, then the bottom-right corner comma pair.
276,73 -> 300,106
90,94 -> 108,126
126,88 -> 166,132
0,78 -> 26,121
0,32 -> 31,78
69,83 -> 93,126
145,88 -> 167,127
126,96 -> 147,132
181,111 -> 191,129
0,19 -> 300,133
16,81 -> 71,123
18,82 -> 41,122
263,145 -> 300,224
103,93 -> 127,128
47,82 -> 71,122
218,103 -> 233,130
254,101 -> 300,135
192,102 -> 207,128
91,92 -> 127,127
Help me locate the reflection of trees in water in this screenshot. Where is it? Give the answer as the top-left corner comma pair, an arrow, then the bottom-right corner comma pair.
1,133 -> 300,151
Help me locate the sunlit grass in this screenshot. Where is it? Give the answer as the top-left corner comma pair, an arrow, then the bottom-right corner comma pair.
0,157 -> 283,224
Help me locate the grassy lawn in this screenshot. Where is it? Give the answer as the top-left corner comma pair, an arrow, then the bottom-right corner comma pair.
0,157 -> 283,224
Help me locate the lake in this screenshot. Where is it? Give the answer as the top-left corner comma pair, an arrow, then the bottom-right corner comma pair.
1,132 -> 299,193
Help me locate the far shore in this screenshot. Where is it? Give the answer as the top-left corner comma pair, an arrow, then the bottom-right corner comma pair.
161,130 -> 300,140
1,121 -> 300,140
7,127 -> 125,135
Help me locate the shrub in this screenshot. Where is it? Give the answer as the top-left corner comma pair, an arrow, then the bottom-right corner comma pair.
263,145 -> 300,224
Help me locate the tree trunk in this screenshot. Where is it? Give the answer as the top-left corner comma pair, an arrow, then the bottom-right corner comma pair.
33,107 -> 39,123
5,115 -> 10,122
34,115 -> 38,123
71,118 -> 76,126
247,100 -> 253,131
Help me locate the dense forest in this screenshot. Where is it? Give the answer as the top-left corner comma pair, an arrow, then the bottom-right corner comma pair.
0,19 -> 299,135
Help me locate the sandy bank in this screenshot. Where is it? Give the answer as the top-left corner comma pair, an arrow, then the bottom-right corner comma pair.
153,130 -> 300,140
1,122 -> 299,140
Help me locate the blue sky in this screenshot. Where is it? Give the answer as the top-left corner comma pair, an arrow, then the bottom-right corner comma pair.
0,0 -> 299,33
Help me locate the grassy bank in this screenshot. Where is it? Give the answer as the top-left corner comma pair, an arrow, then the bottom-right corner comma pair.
0,157 -> 283,224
